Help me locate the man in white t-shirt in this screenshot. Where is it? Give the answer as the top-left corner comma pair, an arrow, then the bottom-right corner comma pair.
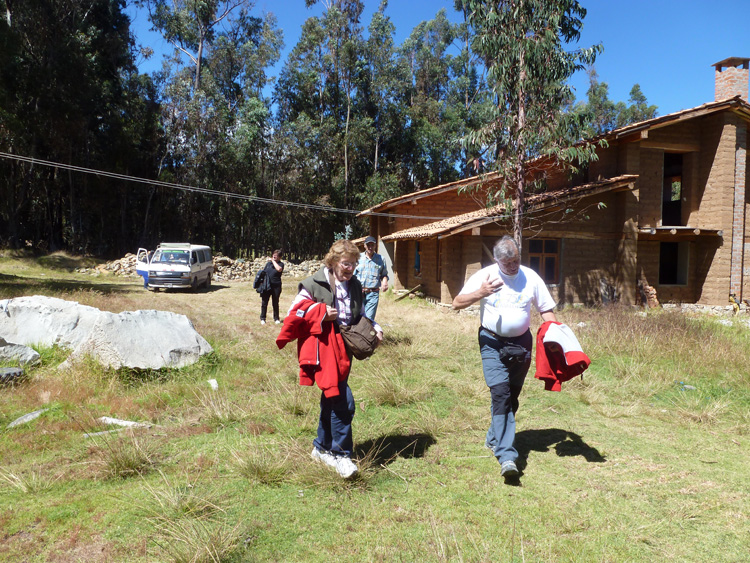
453,235 -> 557,479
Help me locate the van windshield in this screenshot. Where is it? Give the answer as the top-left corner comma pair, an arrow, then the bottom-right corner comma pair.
153,249 -> 189,265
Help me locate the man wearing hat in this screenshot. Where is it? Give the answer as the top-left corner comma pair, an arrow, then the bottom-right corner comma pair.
354,235 -> 389,321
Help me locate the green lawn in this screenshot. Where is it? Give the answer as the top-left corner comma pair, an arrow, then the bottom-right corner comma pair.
1,254 -> 748,562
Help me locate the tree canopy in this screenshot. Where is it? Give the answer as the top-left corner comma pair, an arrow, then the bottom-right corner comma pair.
463,0 -> 602,246
0,0 -> 657,258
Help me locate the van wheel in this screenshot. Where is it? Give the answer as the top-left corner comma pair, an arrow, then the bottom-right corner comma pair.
204,274 -> 212,289
191,277 -> 198,292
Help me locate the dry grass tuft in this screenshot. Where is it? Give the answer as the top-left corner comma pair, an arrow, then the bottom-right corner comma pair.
91,431 -> 158,479
264,374 -> 315,419
148,516 -> 245,563
0,465 -> 61,494
671,392 -> 731,425
405,405 -> 454,437
139,470 -> 227,520
230,442 -> 291,485
193,389 -> 247,429
137,470 -> 248,563
364,364 -> 430,407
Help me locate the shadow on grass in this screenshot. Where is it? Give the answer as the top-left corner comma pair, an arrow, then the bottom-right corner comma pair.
36,254 -> 98,271
0,273 -> 136,296
355,432 -> 436,466
515,428 -> 606,470
154,284 -> 229,294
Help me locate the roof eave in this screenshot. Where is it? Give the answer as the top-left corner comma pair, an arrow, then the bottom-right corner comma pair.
382,175 -> 638,242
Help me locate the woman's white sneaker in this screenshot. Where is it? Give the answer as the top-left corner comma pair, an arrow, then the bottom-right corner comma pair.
311,447 -> 337,469
334,456 -> 358,479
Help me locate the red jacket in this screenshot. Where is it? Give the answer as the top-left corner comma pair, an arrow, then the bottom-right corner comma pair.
534,321 -> 591,392
275,299 -> 351,398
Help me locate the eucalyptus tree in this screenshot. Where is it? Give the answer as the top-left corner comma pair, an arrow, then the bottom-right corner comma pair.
273,0 -> 369,249
140,0 -> 248,91
142,0 -> 282,254
354,0 -> 408,210
397,9 -> 485,190
574,68 -> 658,137
0,0 -> 159,253
463,0 -> 601,246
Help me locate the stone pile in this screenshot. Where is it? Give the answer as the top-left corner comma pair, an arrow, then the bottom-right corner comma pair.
76,252 -> 139,276
77,252 -> 322,282
212,256 -> 322,282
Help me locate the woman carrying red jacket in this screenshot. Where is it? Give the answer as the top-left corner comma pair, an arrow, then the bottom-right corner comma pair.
277,239 -> 382,479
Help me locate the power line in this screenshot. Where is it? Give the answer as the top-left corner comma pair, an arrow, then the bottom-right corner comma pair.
0,151 -> 450,221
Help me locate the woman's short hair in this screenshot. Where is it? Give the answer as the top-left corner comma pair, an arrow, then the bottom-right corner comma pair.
324,239 -> 360,268
272,249 -> 283,256
493,235 -> 520,262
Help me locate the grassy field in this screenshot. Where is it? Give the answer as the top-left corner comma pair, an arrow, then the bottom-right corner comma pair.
1,250 -> 749,562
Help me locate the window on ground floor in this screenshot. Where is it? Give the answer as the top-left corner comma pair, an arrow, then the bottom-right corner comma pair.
436,239 -> 442,282
659,241 -> 689,285
528,238 -> 559,284
414,241 -> 421,277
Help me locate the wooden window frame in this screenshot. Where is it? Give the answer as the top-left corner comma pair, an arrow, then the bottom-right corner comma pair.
527,238 -> 560,285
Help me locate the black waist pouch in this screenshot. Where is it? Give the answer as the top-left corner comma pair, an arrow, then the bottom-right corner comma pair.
499,343 -> 531,365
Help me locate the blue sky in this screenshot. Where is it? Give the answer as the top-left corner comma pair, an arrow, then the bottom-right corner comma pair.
127,0 -> 749,116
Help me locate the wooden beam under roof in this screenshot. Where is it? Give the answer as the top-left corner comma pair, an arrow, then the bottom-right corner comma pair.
637,226 -> 723,240
639,140 -> 700,152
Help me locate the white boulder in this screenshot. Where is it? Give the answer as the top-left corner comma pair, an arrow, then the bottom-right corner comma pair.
0,336 -> 41,365
0,295 -> 212,370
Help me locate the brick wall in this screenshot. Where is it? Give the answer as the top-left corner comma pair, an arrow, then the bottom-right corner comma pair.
589,145 -> 619,180
555,238 -> 618,305
715,64 -> 749,101
693,114 -> 736,303
385,191 -> 486,235
730,119 -> 747,296
638,148 -> 664,227
392,240 -> 409,290
441,236 -> 465,302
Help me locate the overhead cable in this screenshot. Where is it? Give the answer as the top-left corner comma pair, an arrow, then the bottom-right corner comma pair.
0,151 -> 450,221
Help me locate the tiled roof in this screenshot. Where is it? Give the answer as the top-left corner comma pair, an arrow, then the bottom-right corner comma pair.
605,96 -> 750,140
357,171 -> 503,216
360,96 -> 750,218
381,175 -> 638,242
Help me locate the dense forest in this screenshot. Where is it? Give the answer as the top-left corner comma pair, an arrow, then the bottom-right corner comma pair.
0,0 -> 656,259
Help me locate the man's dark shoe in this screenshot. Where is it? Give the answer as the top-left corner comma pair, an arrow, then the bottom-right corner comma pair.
500,460 -> 518,477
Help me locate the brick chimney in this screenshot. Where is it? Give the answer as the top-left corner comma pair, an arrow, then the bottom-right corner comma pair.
714,57 -> 749,101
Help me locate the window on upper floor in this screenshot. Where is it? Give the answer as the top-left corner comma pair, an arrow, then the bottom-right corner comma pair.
662,153 -> 684,226
528,238 -> 560,284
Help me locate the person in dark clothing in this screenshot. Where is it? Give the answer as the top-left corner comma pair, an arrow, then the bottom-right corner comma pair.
260,249 -> 284,324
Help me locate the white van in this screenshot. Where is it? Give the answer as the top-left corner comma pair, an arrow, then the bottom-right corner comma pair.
136,243 -> 213,291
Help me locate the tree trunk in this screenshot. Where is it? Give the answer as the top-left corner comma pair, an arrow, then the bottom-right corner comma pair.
374,135 -> 379,173
514,46 -> 526,249
344,94 -> 351,208
195,32 -> 204,91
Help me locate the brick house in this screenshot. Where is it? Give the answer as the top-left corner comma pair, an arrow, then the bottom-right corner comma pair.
358,58 -> 750,307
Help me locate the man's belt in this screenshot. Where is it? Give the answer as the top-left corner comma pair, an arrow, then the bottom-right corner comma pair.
363,287 -> 380,293
479,326 -> 530,343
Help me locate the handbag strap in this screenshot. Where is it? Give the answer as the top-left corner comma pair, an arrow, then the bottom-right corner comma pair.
326,269 -> 338,311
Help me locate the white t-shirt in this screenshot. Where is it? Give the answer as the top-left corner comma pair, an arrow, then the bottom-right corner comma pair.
458,264 -> 556,337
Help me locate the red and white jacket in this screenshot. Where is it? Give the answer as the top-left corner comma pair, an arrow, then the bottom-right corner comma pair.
534,321 -> 591,392
275,299 -> 351,398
